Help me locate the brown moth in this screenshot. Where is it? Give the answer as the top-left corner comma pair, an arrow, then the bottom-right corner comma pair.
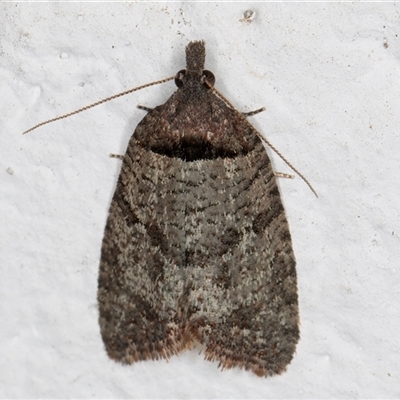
97,40 -> 300,377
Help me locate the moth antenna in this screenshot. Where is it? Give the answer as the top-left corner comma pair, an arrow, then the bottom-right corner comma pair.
22,76 -> 175,135
207,80 -> 318,198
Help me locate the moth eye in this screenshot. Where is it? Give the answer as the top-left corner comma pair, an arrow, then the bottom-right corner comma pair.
203,70 -> 215,88
174,69 -> 186,88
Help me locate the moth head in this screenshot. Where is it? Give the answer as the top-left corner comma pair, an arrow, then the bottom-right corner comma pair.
174,69 -> 216,89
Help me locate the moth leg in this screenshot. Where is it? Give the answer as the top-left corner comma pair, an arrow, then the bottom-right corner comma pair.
109,153 -> 124,160
137,104 -> 153,112
242,107 -> 265,117
274,171 -> 295,179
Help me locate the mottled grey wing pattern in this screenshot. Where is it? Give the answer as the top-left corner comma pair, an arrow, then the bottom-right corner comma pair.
98,41 -> 299,377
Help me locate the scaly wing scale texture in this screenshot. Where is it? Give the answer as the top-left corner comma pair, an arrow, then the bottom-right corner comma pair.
98,40 -> 299,377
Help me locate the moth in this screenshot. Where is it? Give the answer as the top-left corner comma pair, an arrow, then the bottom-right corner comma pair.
97,41 -> 300,377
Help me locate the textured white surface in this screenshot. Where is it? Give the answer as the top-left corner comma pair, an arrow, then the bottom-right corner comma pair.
1,2 -> 400,398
